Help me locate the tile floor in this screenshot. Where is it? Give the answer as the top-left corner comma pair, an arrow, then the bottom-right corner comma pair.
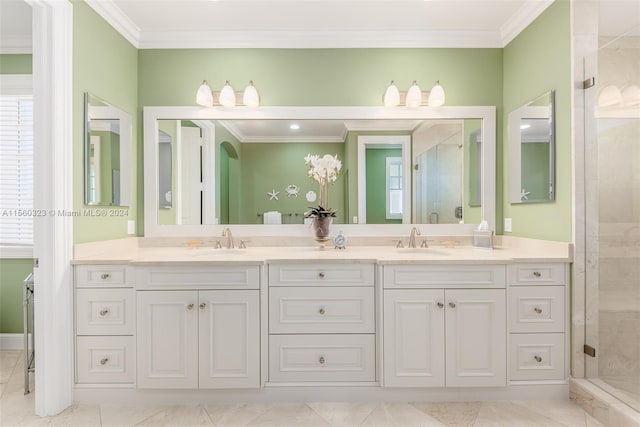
1,350 -> 606,426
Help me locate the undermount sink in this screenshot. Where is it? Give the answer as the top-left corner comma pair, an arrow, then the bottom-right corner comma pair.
395,247 -> 449,255
191,248 -> 247,255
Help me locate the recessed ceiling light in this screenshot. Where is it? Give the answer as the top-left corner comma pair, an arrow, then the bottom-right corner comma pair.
520,124 -> 531,130
290,123 -> 300,130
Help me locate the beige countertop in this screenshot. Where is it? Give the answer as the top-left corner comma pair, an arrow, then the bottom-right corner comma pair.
72,236 -> 572,265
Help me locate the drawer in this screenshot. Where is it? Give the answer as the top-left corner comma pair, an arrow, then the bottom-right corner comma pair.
269,334 -> 375,382
269,287 -> 375,334
508,263 -> 567,286
76,289 -> 135,335
383,265 -> 505,289
269,263 -> 374,287
76,336 -> 135,383
136,265 -> 260,290
509,333 -> 565,381
75,265 -> 132,288
510,286 -> 564,333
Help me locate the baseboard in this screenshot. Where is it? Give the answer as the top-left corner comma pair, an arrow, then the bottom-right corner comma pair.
0,333 -> 31,350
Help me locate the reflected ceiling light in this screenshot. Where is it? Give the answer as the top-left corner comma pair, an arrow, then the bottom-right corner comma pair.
622,84 -> 640,107
598,85 -> 622,107
405,80 -> 422,107
428,80 -> 445,107
196,80 -> 214,107
243,80 -> 260,107
289,123 -> 300,130
520,124 -> 531,130
383,80 -> 400,107
218,81 -> 236,107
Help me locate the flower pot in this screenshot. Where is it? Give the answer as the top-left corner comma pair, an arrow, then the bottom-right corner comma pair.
312,217 -> 332,242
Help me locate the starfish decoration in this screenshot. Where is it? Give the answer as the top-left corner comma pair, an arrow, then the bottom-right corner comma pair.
268,189 -> 279,200
521,188 -> 531,200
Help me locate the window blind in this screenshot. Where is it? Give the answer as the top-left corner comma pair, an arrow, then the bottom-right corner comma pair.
0,95 -> 34,246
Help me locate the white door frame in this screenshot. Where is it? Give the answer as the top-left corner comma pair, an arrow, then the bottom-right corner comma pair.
27,0 -> 74,416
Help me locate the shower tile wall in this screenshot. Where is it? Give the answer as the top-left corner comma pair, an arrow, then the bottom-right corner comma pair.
596,42 -> 640,402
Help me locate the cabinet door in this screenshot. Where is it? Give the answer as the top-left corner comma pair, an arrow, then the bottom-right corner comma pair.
198,290 -> 260,388
383,289 -> 445,387
137,291 -> 198,388
445,289 -> 506,387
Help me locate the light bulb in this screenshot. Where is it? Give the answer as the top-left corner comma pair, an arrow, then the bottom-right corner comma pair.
196,80 -> 213,107
405,80 -> 422,107
622,84 -> 640,107
243,81 -> 260,107
219,81 -> 236,107
428,80 -> 445,106
383,81 -> 400,107
598,85 -> 622,107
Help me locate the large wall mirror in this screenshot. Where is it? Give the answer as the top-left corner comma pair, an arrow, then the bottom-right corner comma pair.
84,93 -> 132,206
508,90 -> 555,204
143,106 -> 495,237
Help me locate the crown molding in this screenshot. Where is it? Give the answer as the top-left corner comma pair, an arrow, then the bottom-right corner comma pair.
0,36 -> 32,54
85,0 -> 141,48
138,29 -> 504,49
500,0 -> 554,47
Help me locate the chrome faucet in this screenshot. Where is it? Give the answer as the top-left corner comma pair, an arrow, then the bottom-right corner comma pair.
222,227 -> 234,249
408,227 -> 421,248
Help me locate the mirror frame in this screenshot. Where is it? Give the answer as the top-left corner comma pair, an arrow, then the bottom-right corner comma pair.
84,93 -> 133,206
143,106 -> 495,237
507,90 -> 555,204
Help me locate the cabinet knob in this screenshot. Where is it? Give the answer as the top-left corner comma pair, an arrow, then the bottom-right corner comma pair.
100,273 -> 110,280
186,303 -> 194,311
533,271 -> 541,278
200,303 -> 206,310
437,302 -> 444,309
449,302 -> 456,308
100,357 -> 109,365
319,356 -> 325,365
318,272 -> 326,279
534,355 -> 542,363
534,307 -> 542,314
99,309 -> 110,316
319,308 -> 325,315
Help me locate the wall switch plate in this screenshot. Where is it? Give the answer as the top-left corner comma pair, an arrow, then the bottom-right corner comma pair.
127,220 -> 136,235
353,216 -> 358,224
504,218 -> 512,233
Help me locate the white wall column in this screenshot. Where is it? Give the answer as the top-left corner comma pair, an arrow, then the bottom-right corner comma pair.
27,0 -> 74,416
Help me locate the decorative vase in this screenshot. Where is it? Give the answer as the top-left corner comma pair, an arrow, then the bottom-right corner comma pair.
312,217 -> 332,245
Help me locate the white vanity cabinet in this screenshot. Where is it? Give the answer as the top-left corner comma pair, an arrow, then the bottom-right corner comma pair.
383,264 -> 507,388
135,265 -> 261,389
267,262 -> 377,383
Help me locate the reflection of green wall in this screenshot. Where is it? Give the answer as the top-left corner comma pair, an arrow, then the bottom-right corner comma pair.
0,259 -> 32,333
0,54 -> 32,74
89,130 -> 120,204
365,148 -> 402,224
240,143 -> 346,224
503,0 -> 571,241
464,119 -> 482,224
214,126 -> 242,224
219,147 -> 230,224
521,142 -> 550,201
72,0 -> 138,243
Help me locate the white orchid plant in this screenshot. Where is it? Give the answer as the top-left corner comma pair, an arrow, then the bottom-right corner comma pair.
304,153 -> 342,219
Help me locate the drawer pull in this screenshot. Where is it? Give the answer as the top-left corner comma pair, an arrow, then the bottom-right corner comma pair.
200,303 -> 207,310
533,271 -> 542,278
449,302 -> 456,308
534,355 -> 542,363
186,303 -> 194,311
318,272 -> 326,279
100,357 -> 109,365
100,273 -> 110,280
437,302 -> 444,309
534,307 -> 542,314
319,356 -> 325,365
99,309 -> 110,316
319,308 -> 325,315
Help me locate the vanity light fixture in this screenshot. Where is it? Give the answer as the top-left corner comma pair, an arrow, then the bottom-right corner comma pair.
196,79 -> 260,107
598,84 -> 622,107
622,84 -> 640,107
383,80 -> 445,107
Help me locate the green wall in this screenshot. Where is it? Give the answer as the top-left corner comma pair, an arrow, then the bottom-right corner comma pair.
0,55 -> 32,333
502,0 -> 571,241
365,148 -> 403,224
0,54 -> 32,74
72,0 -> 138,243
